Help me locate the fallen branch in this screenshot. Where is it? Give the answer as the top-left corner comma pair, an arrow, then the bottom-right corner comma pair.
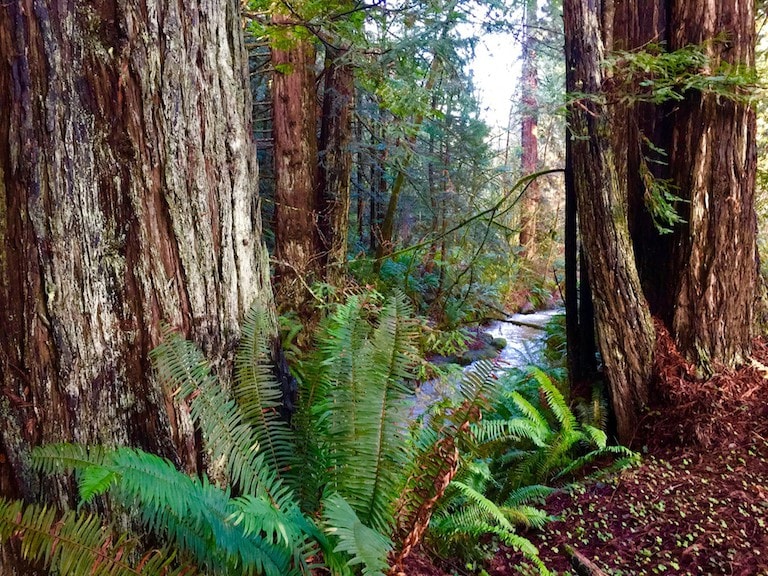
564,545 -> 608,576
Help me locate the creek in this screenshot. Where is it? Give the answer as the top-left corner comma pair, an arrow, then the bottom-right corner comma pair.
412,309 -> 562,415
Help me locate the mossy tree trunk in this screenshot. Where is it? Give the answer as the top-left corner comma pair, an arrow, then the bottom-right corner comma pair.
0,0 -> 274,504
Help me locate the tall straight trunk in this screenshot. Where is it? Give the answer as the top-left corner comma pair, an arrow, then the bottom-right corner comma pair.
272,14 -> 320,311
370,108 -> 388,254
518,0 -> 541,260
318,46 -> 354,286
564,0 -> 655,443
355,94 -> 366,247
0,0 -> 273,502
564,135 -> 596,391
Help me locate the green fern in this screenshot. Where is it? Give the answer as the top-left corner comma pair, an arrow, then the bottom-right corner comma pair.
151,326 -> 290,506
484,366 -> 639,496
428,477 -> 551,575
0,497 -> 189,576
393,360 -> 498,546
312,293 -> 419,534
32,445 -> 302,576
234,305 -> 295,476
322,494 -> 393,576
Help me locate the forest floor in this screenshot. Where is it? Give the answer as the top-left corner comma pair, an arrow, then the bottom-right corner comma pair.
403,328 -> 768,576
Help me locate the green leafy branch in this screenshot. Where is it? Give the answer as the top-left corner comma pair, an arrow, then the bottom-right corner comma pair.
604,38 -> 759,105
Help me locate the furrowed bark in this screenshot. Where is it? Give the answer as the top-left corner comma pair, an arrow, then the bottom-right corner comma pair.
564,0 -> 655,442
0,0 -> 274,503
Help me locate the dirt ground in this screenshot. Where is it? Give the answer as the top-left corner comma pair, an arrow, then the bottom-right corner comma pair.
402,330 -> 768,576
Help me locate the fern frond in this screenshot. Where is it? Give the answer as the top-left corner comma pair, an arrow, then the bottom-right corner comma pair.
554,445 -> 640,481
31,443 -> 108,476
452,360 -> 497,421
230,493 -> 308,551
151,328 -> 289,505
110,448 -> 297,576
479,523 -> 551,575
394,361 -> 497,550
533,370 -> 576,432
322,494 -> 393,576
449,481 -> 514,532
509,391 -> 549,432
319,295 -> 417,533
0,498 -> 188,576
582,424 -> 608,449
501,505 -> 551,529
36,444 -> 299,576
503,484 -> 555,506
473,418 -> 547,447
432,507 -> 550,575
31,443 -> 122,505
369,291 -> 419,386
235,305 -> 295,475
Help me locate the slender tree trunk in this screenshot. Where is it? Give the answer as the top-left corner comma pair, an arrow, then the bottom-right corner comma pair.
318,46 -> 354,287
0,0 -> 273,503
564,0 -> 655,443
370,109 -> 388,254
271,13 -> 320,311
518,0 -> 541,260
376,54 -> 443,263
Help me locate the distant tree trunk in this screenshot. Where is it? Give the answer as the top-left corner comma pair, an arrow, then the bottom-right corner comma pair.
564,0 -> 655,443
370,109 -> 388,254
518,0 -> 541,260
272,13 -> 320,311
318,46 -> 354,287
355,97 -> 366,247
0,0 -> 274,505
376,54 -> 442,264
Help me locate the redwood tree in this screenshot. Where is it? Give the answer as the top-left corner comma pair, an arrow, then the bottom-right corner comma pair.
565,0 -> 759,439
518,0 -> 541,260
318,45 -> 355,287
0,0 -> 274,503
271,12 -> 321,311
615,0 -> 759,371
564,0 -> 656,442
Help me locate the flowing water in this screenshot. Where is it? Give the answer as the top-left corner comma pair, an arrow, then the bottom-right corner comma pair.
411,309 -> 562,415
485,309 -> 563,369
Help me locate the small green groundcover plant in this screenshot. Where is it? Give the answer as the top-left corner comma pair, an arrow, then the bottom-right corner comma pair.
0,293 -> 638,576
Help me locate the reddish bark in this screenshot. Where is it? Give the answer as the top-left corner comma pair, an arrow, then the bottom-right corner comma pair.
318,46 -> 354,286
272,13 -> 321,311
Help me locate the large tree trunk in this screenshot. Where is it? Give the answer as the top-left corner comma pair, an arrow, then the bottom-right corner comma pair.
668,1 -> 758,371
318,46 -> 354,287
271,14 -> 320,312
564,0 -> 655,443
615,0 -> 758,372
0,0 -> 273,503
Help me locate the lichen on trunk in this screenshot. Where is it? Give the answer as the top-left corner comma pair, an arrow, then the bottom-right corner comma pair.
0,0 -> 275,506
